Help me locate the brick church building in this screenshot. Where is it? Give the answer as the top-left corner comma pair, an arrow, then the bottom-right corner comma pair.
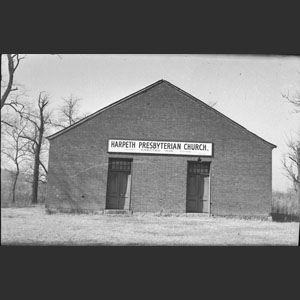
46,80 -> 276,216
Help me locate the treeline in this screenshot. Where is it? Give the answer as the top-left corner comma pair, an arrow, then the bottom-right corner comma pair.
1,54 -> 87,205
1,93 -> 87,205
271,190 -> 299,222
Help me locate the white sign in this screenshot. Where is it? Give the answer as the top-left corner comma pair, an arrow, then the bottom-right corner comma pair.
108,139 -> 213,156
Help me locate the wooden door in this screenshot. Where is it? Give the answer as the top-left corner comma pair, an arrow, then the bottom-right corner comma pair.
118,172 -> 129,209
106,159 -> 132,209
186,162 -> 210,213
106,172 -> 121,209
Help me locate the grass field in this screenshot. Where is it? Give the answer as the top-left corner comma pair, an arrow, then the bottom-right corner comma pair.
1,206 -> 299,245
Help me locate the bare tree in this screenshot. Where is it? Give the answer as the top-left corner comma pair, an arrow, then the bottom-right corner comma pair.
282,75 -> 300,227
54,94 -> 88,128
1,113 -> 31,204
1,54 -> 62,114
282,134 -> 300,194
60,94 -> 82,126
282,72 -> 300,113
282,91 -> 300,113
1,54 -> 25,110
19,92 -> 52,204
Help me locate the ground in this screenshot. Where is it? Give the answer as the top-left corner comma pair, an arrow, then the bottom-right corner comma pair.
1,206 -> 299,245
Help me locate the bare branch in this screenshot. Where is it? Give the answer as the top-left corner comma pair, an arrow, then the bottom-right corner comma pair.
1,150 -> 15,161
288,155 -> 299,166
282,129 -> 300,195
282,157 -> 299,183
13,55 -> 25,72
1,120 -> 14,127
282,76 -> 300,113
39,159 -> 48,175
57,94 -> 83,127
1,109 -> 32,203
208,100 -> 218,108
20,111 -> 40,128
19,134 -> 38,145
1,54 -> 24,109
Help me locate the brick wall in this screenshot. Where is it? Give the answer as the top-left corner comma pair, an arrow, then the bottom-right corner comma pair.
46,82 -> 274,216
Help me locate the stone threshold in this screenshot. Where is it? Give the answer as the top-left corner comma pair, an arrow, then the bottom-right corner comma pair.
104,209 -> 133,215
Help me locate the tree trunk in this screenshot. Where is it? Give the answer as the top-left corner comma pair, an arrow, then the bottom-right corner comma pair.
12,168 -> 19,205
1,54 -> 14,109
31,98 -> 45,204
31,148 -> 40,204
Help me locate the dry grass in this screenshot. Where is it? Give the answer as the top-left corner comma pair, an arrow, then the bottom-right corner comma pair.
1,206 -> 299,245
272,190 -> 298,214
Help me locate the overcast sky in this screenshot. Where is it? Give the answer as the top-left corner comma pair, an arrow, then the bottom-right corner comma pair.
2,54 -> 300,192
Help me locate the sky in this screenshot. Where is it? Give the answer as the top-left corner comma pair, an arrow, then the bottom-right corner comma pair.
2,54 -> 300,192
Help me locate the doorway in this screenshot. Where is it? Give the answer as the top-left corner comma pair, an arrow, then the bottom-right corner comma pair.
186,161 -> 210,213
106,158 -> 132,210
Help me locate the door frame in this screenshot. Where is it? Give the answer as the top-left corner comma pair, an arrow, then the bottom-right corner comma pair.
186,160 -> 212,215
105,157 -> 133,210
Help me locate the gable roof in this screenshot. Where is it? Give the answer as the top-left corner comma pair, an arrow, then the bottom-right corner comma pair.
46,79 -> 276,149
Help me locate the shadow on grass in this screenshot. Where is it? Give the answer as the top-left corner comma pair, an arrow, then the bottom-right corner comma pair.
271,213 -> 299,222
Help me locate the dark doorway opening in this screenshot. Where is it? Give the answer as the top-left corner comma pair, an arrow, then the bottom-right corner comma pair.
186,161 -> 210,213
106,158 -> 132,210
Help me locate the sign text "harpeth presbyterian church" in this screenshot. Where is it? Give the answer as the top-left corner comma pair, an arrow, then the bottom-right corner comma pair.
108,139 -> 213,156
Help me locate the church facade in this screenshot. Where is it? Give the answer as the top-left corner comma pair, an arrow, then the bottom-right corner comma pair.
46,80 -> 276,216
